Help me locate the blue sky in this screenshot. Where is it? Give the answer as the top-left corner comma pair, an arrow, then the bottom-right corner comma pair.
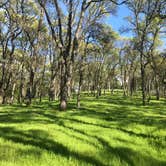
104,4 -> 132,38
104,4 -> 165,50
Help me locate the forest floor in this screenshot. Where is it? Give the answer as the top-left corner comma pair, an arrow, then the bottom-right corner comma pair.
0,93 -> 166,166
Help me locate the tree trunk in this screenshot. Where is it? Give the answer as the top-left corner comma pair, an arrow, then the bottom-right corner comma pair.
154,75 -> 160,100
18,65 -> 24,104
59,79 -> 68,111
123,69 -> 127,97
77,61 -> 83,108
59,56 -> 70,111
141,60 -> 146,106
49,77 -> 56,101
147,78 -> 151,103
10,83 -> 16,104
25,69 -> 34,105
2,93 -> 6,104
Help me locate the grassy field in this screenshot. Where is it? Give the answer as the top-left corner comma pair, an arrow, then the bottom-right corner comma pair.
0,93 -> 166,166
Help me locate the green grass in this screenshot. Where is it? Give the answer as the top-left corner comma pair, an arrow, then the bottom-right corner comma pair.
0,93 -> 166,166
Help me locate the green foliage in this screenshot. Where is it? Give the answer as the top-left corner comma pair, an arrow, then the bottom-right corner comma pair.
0,93 -> 165,166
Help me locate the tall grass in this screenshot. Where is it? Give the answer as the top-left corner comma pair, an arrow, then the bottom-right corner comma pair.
0,93 -> 165,166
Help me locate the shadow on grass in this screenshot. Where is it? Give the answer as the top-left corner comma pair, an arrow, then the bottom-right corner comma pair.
0,95 -> 166,165
0,104 -> 165,140
35,111 -> 166,141
0,126 -> 106,166
0,126 -> 165,166
55,124 -> 166,166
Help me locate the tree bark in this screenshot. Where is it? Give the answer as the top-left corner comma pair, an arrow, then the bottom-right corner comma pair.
140,57 -> 146,106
